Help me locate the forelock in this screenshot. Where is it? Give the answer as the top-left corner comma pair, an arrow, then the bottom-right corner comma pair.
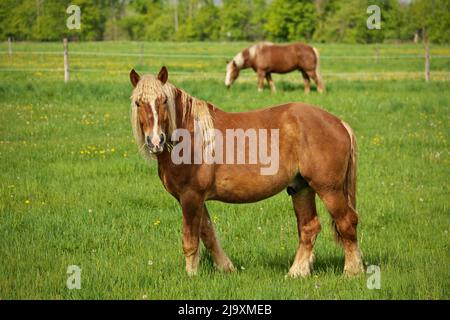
131,75 -> 165,103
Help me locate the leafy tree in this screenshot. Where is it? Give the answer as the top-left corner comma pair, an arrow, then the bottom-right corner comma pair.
265,0 -> 316,41
145,12 -> 176,41
191,2 -> 220,40
0,0 -> 36,40
312,0 -> 339,42
30,0 -> 66,41
219,0 -> 253,40
71,0 -> 106,40
1,0 -> 449,43
247,0 -> 268,40
318,0 -> 383,43
410,0 -> 450,44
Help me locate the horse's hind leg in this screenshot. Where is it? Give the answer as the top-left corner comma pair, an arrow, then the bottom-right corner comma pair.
307,70 -> 325,94
318,190 -> 363,276
301,71 -> 311,94
288,187 -> 321,278
265,73 -> 276,92
201,205 -> 235,273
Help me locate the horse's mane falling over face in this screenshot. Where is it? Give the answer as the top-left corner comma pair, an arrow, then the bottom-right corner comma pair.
130,67 -> 215,160
130,72 -> 177,159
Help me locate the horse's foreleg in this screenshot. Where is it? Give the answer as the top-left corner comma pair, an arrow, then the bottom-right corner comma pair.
200,205 -> 235,273
288,187 -> 321,278
265,73 -> 276,92
257,71 -> 265,92
301,71 -> 311,94
180,192 -> 203,276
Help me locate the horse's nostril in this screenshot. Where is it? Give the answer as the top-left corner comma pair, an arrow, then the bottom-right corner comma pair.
146,136 -> 155,147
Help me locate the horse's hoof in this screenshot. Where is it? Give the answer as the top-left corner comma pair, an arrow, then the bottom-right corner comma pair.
343,264 -> 364,277
224,262 -> 237,273
288,265 -> 311,278
186,268 -> 198,277
287,270 -> 310,278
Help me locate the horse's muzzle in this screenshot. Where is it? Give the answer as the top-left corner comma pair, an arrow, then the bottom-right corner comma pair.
146,133 -> 166,154
148,144 -> 164,154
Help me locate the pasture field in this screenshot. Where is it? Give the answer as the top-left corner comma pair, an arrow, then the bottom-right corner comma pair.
0,42 -> 449,299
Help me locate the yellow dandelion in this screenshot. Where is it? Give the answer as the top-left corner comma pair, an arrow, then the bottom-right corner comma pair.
153,219 -> 161,226
25,200 -> 30,204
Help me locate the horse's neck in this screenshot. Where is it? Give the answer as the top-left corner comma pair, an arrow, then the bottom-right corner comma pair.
173,88 -> 190,130
155,148 -> 173,183
172,88 -> 218,131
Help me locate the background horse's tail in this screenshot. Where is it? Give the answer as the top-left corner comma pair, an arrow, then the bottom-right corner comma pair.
312,47 -> 325,93
342,121 -> 357,210
333,121 -> 358,244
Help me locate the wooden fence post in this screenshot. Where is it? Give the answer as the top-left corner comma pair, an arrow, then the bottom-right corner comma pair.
8,37 -> 12,58
424,42 -> 430,83
423,27 -> 430,83
64,38 -> 70,83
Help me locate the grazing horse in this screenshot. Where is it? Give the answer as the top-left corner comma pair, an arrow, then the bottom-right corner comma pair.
225,42 -> 325,94
129,66 -> 363,277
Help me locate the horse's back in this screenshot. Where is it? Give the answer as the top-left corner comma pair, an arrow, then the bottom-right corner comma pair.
216,102 -> 348,148
255,43 -> 316,73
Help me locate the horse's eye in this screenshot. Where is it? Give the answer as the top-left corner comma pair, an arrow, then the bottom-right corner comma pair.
135,102 -> 140,107
163,98 -> 168,104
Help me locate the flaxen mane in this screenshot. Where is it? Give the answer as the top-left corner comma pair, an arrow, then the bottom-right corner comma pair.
130,75 -> 214,160
248,41 -> 273,59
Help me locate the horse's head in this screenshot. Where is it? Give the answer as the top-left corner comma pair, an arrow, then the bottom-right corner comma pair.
130,67 -> 170,154
225,60 -> 240,88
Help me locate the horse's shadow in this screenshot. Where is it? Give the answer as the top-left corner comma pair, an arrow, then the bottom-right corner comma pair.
264,253 -> 345,274
201,248 -> 389,276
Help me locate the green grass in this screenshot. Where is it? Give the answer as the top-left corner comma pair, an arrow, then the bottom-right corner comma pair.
0,42 -> 449,299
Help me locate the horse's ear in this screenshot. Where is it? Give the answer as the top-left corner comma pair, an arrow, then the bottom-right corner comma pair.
157,66 -> 168,84
130,69 -> 140,87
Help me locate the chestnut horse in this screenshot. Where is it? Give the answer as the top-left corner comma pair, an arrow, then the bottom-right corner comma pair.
225,42 -> 325,94
129,67 -> 362,277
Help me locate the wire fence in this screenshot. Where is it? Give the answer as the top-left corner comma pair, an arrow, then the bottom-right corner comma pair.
1,50 -> 450,60
1,41 -> 450,81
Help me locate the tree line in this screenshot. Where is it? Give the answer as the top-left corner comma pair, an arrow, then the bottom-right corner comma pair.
0,0 -> 449,43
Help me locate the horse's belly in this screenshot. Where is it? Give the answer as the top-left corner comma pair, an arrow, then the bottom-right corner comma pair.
209,166 -> 292,203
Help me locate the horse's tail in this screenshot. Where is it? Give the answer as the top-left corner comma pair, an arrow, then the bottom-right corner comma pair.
312,47 -> 325,93
332,121 -> 358,244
